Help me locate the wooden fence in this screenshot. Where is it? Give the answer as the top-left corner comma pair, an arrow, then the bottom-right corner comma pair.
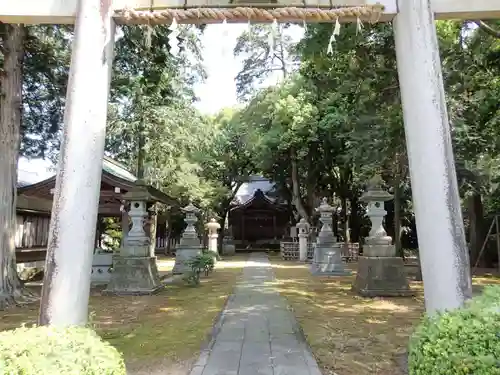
280,241 -> 360,262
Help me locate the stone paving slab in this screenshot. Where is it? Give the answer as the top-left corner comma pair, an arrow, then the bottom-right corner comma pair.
189,253 -> 322,375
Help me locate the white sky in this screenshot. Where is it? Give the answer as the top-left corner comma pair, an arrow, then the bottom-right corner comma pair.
194,23 -> 304,114
193,23 -> 247,113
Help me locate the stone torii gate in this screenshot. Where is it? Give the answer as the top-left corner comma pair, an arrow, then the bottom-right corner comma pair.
1,0 -> 499,325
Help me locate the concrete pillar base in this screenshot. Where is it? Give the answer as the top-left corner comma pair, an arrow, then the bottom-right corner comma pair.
311,243 -> 351,276
352,256 -> 414,297
103,255 -> 162,296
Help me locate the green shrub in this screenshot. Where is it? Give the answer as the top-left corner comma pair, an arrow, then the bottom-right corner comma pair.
183,253 -> 216,286
0,325 -> 126,375
409,285 -> 500,375
202,247 -> 220,261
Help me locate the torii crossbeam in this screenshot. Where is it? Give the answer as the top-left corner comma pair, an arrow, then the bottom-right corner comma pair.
1,0 -> 500,23
1,0 -> 498,325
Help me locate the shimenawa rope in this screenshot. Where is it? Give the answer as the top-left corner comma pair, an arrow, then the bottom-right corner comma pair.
115,3 -> 385,25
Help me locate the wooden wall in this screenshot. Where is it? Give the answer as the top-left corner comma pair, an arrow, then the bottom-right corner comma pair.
15,212 -> 173,260
15,213 -> 51,249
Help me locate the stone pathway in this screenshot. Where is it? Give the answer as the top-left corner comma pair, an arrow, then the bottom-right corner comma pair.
189,253 -> 322,375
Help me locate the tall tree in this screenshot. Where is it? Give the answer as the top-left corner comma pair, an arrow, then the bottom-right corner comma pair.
195,108 -> 257,234
0,24 -> 27,309
234,24 -> 299,101
438,21 -> 500,266
21,26 -> 72,161
0,24 -> 71,308
106,26 -> 205,180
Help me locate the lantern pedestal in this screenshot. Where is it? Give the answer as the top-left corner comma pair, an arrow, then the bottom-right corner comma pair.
103,256 -> 162,296
104,188 -> 162,295
172,245 -> 202,274
172,203 -> 202,275
311,243 -> 351,276
363,236 -> 397,257
352,256 -> 414,297
310,198 -> 351,276
352,175 -> 413,297
222,237 -> 236,256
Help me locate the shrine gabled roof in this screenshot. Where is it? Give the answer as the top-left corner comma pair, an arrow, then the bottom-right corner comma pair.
17,156 -> 178,206
234,176 -> 276,203
102,156 -> 137,183
230,189 -> 287,212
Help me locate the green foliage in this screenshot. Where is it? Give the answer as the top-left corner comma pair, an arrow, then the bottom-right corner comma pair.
438,21 -> 500,202
0,326 -> 126,375
100,218 -> 122,252
105,25 -> 227,210
4,18 -> 500,263
202,247 -> 220,262
0,24 -> 72,161
234,24 -> 299,101
183,252 -> 215,287
236,24 -> 407,224
21,26 -> 73,160
408,286 -> 500,375
194,108 -> 257,218
234,20 -> 500,249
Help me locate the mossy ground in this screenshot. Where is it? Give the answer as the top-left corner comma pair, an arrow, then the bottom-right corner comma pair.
0,255 -> 247,374
268,256 -> 500,375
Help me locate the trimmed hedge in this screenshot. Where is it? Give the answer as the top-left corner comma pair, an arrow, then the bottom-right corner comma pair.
0,326 -> 126,375
409,285 -> 500,375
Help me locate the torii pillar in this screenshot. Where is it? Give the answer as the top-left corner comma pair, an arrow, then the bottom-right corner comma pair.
39,0 -> 116,326
393,0 -> 472,313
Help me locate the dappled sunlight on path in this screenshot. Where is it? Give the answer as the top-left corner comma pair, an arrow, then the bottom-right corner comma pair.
268,257 -> 500,375
269,258 -> 423,375
189,252 -> 321,375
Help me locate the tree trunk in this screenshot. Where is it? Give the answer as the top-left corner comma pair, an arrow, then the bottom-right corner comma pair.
474,20 -> 500,39
135,88 -> 146,180
468,193 -> 485,267
393,175 -> 404,258
0,24 -> 34,309
216,204 -> 229,253
136,120 -> 146,180
216,193 -> 237,252
341,197 -> 348,242
305,148 -> 317,218
290,149 -> 309,221
277,24 -> 288,79
349,195 -> 361,243
217,215 -> 226,253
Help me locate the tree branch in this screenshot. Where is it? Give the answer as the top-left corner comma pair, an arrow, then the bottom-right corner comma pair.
474,20 -> 500,39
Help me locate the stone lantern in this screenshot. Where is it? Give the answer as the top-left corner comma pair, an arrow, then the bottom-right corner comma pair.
352,175 -> 414,297
310,198 -> 350,276
296,218 -> 310,262
361,174 -> 395,256
206,218 -> 221,260
316,198 -> 335,245
104,185 -> 161,295
172,202 -> 202,274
